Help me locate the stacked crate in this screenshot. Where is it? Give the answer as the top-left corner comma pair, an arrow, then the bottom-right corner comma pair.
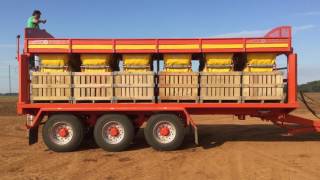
30,51 -> 285,104
242,71 -> 284,102
73,54 -> 113,102
31,54 -> 71,102
200,53 -> 241,103
242,53 -> 284,102
31,72 -> 72,102
158,54 -> 199,102
114,54 -> 154,102
200,72 -> 241,103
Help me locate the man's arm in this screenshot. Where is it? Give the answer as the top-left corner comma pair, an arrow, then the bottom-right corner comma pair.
32,18 -> 46,24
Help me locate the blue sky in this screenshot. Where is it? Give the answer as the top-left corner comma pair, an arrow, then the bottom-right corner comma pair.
0,0 -> 319,93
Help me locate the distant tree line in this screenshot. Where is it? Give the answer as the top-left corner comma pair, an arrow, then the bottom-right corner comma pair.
0,93 -> 18,96
299,80 -> 320,92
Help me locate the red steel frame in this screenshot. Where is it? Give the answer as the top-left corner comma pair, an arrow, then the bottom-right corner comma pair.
16,26 -> 320,142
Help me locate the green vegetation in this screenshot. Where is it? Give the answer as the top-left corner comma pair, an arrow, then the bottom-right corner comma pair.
299,80 -> 320,92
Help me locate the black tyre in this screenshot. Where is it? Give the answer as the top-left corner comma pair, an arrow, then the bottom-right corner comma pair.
94,114 -> 134,152
144,114 -> 185,151
42,114 -> 84,152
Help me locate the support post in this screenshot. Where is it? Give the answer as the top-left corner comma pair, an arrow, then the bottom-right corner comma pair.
287,53 -> 297,105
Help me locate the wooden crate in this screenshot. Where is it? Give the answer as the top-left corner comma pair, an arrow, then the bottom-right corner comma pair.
73,72 -> 113,103
242,71 -> 284,102
31,72 -> 72,102
200,72 -> 241,103
158,72 -> 199,102
114,72 -> 155,102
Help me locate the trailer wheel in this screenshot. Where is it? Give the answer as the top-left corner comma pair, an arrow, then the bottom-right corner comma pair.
94,114 -> 134,152
144,114 -> 185,151
42,114 -> 84,152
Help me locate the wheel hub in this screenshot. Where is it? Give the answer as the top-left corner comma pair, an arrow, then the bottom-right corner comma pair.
58,128 -> 69,137
102,121 -> 125,144
160,127 -> 170,136
50,122 -> 74,145
109,127 -> 119,137
153,121 -> 176,144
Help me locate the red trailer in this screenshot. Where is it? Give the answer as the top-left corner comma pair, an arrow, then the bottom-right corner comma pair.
17,26 -> 320,152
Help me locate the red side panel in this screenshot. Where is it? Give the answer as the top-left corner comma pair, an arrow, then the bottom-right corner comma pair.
245,38 -> 291,52
26,39 -> 70,53
115,39 -> 157,53
158,39 -> 201,53
202,38 -> 245,53
72,39 -> 113,53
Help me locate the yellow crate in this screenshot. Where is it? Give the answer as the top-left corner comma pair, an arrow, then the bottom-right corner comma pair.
123,54 -> 151,66
244,53 -> 277,72
203,53 -> 233,72
125,68 -> 150,72
164,54 -> 191,72
40,68 -> 66,73
247,53 -> 276,65
244,67 -> 274,72
82,68 -> 111,73
204,68 -> 232,72
205,53 -> 233,65
164,54 -> 191,66
165,68 -> 191,72
81,54 -> 111,66
123,54 -> 151,72
39,54 -> 69,66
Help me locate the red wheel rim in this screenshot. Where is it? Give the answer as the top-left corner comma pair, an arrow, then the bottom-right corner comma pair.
50,122 -> 74,145
153,121 -> 176,144
102,121 -> 125,144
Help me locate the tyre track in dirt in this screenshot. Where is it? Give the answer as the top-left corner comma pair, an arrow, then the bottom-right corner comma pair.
243,145 -> 320,180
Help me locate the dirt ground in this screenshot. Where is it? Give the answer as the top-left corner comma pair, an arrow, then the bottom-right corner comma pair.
0,94 -> 320,180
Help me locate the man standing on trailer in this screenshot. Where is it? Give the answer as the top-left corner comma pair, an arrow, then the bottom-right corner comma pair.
27,10 -> 46,29
26,10 -> 47,70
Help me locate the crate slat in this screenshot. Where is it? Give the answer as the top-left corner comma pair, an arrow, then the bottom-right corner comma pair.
158,72 -> 199,102
242,71 -> 284,102
114,72 -> 155,102
31,72 -> 72,102
73,72 -> 113,102
200,72 -> 241,102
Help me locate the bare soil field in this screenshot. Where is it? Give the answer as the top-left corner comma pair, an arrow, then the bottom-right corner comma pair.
0,94 -> 320,180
